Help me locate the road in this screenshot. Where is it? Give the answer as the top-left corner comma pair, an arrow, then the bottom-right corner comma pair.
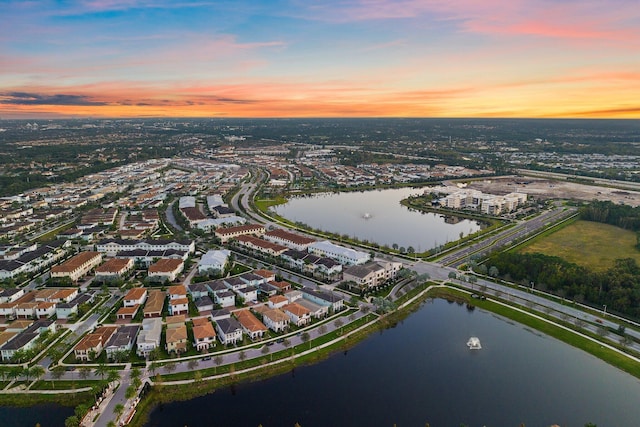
164,199 -> 183,232
438,205 -> 578,267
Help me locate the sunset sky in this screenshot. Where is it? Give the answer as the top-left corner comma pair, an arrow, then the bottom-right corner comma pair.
1,0 -> 639,119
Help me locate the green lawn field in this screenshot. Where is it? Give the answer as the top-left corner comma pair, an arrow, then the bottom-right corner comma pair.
520,220 -> 640,271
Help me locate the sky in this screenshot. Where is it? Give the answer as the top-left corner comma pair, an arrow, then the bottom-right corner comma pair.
1,0 -> 639,119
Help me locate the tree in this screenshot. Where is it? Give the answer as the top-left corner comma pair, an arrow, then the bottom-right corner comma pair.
187,359 -> 199,371
214,355 -> 224,374
238,350 -> 247,362
300,332 -> 311,349
148,361 -> 160,376
113,403 -> 125,420
28,365 -> 45,383
106,369 -> 120,385
94,363 -> 110,381
64,415 -> 80,427
488,266 -> 499,277
163,362 -> 177,374
318,325 -> 327,335
448,271 -> 457,280
261,345 -> 271,361
8,366 -> 23,382
130,367 -> 141,381
125,385 -> 136,399
79,366 -> 92,380
51,365 -> 66,387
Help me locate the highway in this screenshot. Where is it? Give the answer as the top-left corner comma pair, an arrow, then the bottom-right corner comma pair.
438,205 -> 578,267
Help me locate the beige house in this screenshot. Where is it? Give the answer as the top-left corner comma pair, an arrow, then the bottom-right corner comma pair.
148,258 -> 184,282
192,318 -> 216,351
51,251 -> 103,282
165,315 -> 188,354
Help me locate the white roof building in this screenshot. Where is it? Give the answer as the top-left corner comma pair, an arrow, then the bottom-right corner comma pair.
178,196 -> 196,209
308,241 -> 369,266
198,249 -> 231,274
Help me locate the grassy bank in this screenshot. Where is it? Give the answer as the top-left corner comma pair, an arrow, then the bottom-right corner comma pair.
0,390 -> 91,407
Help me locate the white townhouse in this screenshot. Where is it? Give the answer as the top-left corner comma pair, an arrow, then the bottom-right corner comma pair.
308,241 -> 369,266
198,249 -> 231,274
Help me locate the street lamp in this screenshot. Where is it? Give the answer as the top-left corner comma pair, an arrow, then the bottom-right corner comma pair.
603,304 -> 607,318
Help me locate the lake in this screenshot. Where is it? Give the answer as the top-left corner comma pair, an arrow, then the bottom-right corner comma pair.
0,403 -> 74,427
273,188 -> 482,250
145,299 -> 640,426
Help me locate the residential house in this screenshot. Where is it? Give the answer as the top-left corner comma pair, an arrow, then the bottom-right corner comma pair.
116,304 -> 140,321
252,269 -> 276,283
263,228 -> 316,251
198,249 -> 231,274
215,317 -> 243,345
136,318 -> 162,358
165,315 -> 188,354
214,291 -> 235,308
95,257 -> 134,281
236,286 -> 258,303
343,261 -> 403,289
143,290 -> 165,318
235,309 -> 267,341
56,292 -> 95,320
148,258 -> 184,282
0,319 -> 56,362
168,297 -> 189,316
124,287 -> 148,307
105,325 -> 140,360
96,238 -> 195,257
74,326 -> 117,361
192,318 -> 216,351
187,283 -> 209,300
268,295 -> 288,309
283,302 -> 311,327
50,251 -> 103,282
195,296 -> 215,314
300,288 -> 344,313
261,307 -> 290,333
214,223 -> 265,243
308,241 -> 369,266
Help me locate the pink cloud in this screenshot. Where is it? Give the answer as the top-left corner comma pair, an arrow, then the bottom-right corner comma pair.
301,0 -> 640,45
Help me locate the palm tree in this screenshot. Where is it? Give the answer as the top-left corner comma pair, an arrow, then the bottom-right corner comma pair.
29,365 -> 45,384
125,385 -> 136,399
106,369 -> 120,385
94,363 -> 110,381
113,403 -> 125,420
50,365 -> 66,387
148,361 -> 160,376
8,366 -> 23,382
129,367 -> 141,381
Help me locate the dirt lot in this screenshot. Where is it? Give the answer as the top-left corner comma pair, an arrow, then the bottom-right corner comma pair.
464,175 -> 640,207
